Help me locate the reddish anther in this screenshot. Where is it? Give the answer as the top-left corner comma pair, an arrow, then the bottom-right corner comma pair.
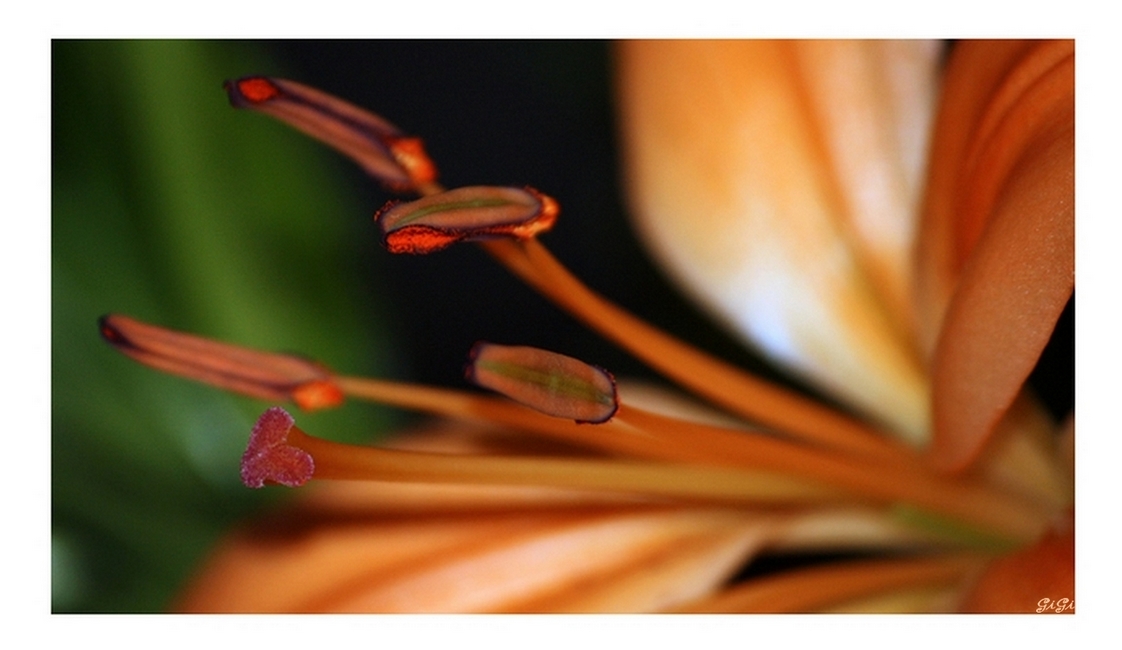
223,75 -> 437,191
376,186 -> 559,254
240,407 -> 315,488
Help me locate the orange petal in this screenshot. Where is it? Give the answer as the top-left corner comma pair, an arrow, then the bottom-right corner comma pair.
616,40 -> 934,444
914,41 -> 1031,353
924,42 -> 1074,471
328,507 -> 760,613
792,40 -> 941,341
176,505 -> 593,612
508,520 -> 771,612
176,500 -> 763,612
915,40 -> 1074,354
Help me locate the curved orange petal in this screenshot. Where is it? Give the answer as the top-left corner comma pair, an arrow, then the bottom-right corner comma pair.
327,507 -> 762,613
915,40 -> 1074,354
175,497 -> 767,613
616,40 -> 934,443
923,41 -> 1074,471
793,40 -> 941,341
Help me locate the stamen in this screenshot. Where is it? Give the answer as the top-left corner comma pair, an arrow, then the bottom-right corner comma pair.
466,342 -> 618,424
375,186 -> 558,254
224,75 -> 438,192
98,314 -> 344,410
101,314 -> 1045,541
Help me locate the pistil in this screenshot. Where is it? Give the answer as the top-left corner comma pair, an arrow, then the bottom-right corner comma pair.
246,406 -> 841,505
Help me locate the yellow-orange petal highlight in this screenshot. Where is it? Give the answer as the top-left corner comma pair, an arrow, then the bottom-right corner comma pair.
616,40 -> 931,445
924,41 -> 1074,471
791,40 -> 940,342
176,505 -> 766,613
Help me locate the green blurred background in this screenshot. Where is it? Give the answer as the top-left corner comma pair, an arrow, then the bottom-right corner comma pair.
52,40 -> 404,612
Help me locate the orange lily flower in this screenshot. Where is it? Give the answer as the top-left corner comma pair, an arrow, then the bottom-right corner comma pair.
102,40 -> 1073,613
